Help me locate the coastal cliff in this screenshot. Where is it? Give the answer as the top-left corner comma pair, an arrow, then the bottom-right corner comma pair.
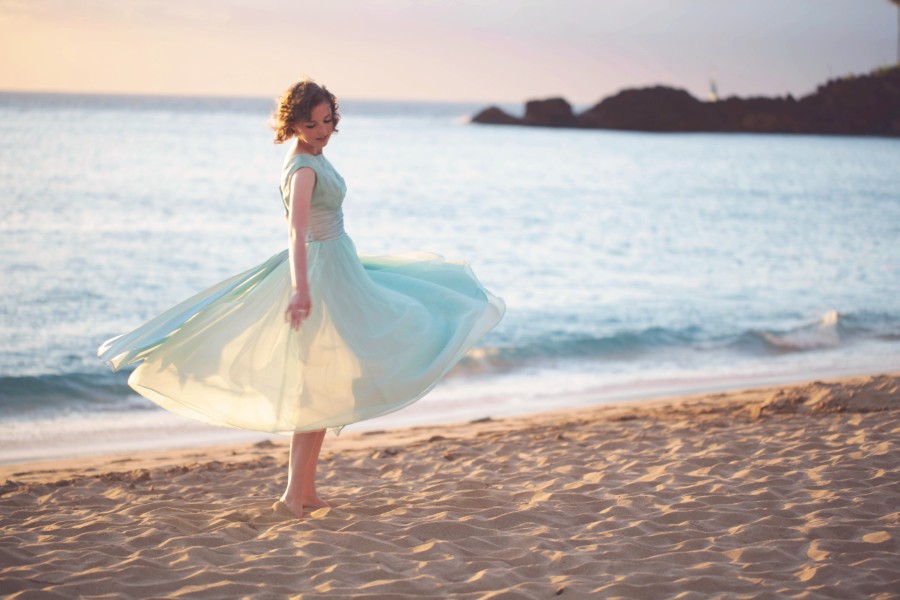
472,66 -> 900,136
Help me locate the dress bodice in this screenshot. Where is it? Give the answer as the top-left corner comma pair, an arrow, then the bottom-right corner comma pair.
281,153 -> 348,241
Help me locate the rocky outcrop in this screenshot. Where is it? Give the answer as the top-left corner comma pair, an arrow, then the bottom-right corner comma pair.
471,66 -> 900,136
706,96 -> 805,133
471,97 -> 578,127
470,106 -> 522,126
576,86 -> 710,131
523,97 -> 577,127
794,68 -> 900,135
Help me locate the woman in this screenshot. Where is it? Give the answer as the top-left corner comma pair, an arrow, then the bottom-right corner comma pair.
98,78 -> 505,518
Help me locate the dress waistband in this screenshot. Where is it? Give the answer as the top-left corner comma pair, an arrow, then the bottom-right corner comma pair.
306,207 -> 345,242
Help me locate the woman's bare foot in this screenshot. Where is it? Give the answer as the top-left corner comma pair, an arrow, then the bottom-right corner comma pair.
278,430 -> 327,518
275,495 -> 304,518
302,493 -> 330,509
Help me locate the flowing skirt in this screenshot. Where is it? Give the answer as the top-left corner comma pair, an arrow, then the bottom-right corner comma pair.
98,234 -> 505,434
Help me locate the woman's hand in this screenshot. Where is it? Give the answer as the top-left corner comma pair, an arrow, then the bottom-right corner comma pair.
286,289 -> 312,330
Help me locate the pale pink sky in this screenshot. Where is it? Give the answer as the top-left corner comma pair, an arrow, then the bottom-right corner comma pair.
0,0 -> 894,103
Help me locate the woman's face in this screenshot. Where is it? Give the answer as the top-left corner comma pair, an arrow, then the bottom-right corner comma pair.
293,101 -> 335,153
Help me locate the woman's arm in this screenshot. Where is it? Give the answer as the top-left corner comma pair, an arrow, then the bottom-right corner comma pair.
285,167 -> 316,330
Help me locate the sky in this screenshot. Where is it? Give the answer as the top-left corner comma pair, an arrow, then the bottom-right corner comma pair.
0,0 -> 895,104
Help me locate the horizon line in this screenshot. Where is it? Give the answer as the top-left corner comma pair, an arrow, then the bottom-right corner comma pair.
0,87 -> 512,106
2,62 -> 893,108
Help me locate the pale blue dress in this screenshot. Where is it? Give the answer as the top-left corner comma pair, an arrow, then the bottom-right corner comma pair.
98,153 -> 505,434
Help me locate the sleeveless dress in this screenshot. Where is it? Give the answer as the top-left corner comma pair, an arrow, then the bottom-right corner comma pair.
98,153 -> 505,434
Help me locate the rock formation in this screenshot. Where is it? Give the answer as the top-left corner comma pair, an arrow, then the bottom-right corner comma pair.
522,97 -> 578,127
471,66 -> 900,136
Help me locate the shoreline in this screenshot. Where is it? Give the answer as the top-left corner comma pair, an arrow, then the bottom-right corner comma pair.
3,361 -> 896,468
2,372 -> 898,597
4,371 -> 896,481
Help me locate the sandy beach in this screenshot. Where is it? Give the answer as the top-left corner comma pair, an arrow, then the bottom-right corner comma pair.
1,373 -> 898,599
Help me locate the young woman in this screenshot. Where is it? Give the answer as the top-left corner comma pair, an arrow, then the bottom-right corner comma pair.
98,78 -> 504,518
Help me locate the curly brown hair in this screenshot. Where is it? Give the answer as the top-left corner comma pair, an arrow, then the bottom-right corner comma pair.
270,78 -> 340,144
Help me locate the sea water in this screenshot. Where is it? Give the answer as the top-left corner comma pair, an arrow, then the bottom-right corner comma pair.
1,92 -> 898,463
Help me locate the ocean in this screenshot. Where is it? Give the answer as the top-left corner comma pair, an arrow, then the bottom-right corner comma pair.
1,91 -> 898,463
